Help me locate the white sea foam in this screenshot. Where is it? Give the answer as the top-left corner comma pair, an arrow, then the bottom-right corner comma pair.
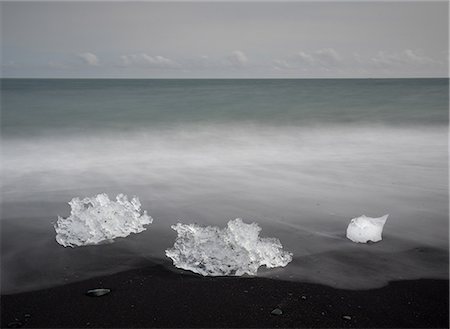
165,218 -> 293,276
2,125 -> 447,204
54,194 -> 152,247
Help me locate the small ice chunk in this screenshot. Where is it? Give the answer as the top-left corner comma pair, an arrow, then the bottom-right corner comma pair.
346,214 -> 389,243
54,193 -> 152,247
165,218 -> 293,276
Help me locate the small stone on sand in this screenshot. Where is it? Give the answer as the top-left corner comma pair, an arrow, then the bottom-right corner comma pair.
271,308 -> 283,315
86,288 -> 111,297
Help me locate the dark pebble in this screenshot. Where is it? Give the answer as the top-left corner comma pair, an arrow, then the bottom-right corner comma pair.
271,308 -> 283,316
86,288 -> 111,297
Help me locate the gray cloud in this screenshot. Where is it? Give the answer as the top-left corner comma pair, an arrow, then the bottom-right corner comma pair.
274,48 -> 342,69
273,48 -> 444,76
226,50 -> 249,68
77,52 -> 99,66
312,48 -> 342,66
120,54 -> 179,68
365,49 -> 441,68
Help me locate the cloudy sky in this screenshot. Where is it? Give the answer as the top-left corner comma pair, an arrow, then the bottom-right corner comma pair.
1,1 -> 448,78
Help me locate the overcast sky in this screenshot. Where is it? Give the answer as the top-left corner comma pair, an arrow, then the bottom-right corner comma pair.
1,1 -> 448,78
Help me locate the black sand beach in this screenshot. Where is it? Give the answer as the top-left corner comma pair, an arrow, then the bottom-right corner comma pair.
1,262 -> 448,328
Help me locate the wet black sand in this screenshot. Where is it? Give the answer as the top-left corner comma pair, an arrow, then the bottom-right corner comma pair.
1,263 -> 448,328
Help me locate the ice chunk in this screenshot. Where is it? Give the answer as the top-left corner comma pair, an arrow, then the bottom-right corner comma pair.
54,193 -> 152,247
346,214 -> 389,243
165,218 -> 293,276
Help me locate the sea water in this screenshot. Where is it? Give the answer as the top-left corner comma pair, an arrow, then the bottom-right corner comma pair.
1,78 -> 448,293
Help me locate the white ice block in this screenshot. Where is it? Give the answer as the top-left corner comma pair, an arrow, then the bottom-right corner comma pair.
54,193 -> 152,247
346,214 -> 389,243
165,218 -> 293,276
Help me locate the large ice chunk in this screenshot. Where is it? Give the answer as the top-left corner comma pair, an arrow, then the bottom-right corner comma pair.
346,214 -> 389,243
55,193 -> 152,247
165,218 -> 293,276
